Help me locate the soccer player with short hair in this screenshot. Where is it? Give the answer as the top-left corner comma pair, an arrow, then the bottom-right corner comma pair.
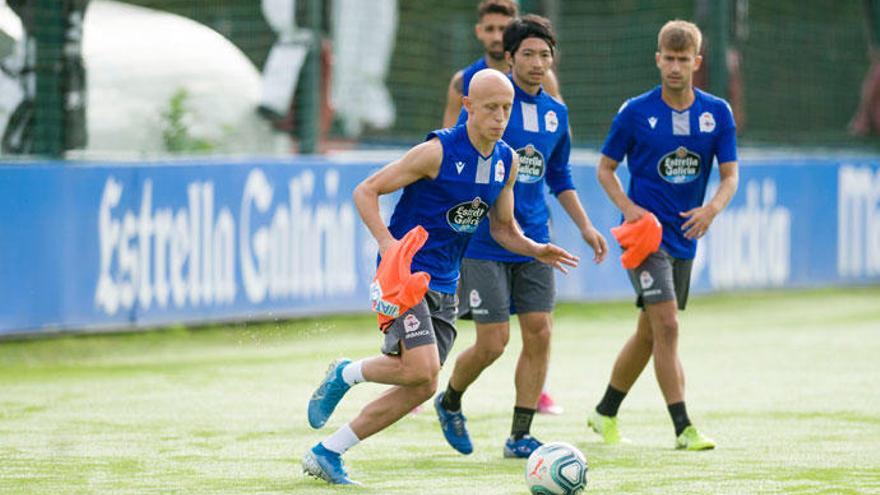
442,0 -> 562,128
434,15 -> 608,459
588,20 -> 739,450
302,69 -> 579,485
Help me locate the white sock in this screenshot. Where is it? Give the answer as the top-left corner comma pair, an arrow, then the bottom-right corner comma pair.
321,423 -> 360,454
341,360 -> 366,386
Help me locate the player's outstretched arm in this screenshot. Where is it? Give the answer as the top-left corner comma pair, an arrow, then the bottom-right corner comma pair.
489,155 -> 579,272
680,161 -> 739,240
442,71 -> 465,128
556,190 -> 608,263
353,139 -> 443,255
596,154 -> 648,223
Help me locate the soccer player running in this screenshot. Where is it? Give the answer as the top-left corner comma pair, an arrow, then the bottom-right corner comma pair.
588,20 -> 739,451
435,15 -> 608,459
302,69 -> 579,485
442,0 -> 566,415
442,0 -> 562,129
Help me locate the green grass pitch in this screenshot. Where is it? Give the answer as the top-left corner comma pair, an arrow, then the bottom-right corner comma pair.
1,287 -> 879,494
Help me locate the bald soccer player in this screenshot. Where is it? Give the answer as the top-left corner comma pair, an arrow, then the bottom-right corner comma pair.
302,69 -> 579,485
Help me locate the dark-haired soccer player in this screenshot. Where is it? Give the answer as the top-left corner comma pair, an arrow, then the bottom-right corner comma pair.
588,19 -> 739,450
442,0 -> 566,416
441,0 -> 561,128
302,69 -> 578,485
435,15 -> 608,459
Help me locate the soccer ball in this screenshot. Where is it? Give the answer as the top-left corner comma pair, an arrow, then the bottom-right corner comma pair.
525,442 -> 588,495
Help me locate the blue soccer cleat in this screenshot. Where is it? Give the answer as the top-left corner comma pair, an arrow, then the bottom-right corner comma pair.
308,358 -> 352,429
302,443 -> 360,485
503,435 -> 543,458
434,392 -> 473,455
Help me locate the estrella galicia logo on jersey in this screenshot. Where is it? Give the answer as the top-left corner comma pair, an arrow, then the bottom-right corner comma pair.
516,144 -> 545,183
446,197 -> 490,234
657,146 -> 701,184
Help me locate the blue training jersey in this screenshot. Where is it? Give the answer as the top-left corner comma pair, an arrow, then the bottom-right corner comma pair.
387,124 -> 514,294
601,85 -> 737,260
459,77 -> 575,262
461,57 -> 489,96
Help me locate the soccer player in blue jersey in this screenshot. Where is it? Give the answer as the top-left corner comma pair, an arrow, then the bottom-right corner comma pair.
434,15 -> 608,459
442,0 -> 562,128
588,20 -> 739,451
301,69 -> 579,485
442,0 -> 566,415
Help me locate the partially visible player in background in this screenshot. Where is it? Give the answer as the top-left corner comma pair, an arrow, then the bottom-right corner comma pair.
588,19 -> 739,450
442,0 -> 561,128
302,69 -> 579,485
435,15 -> 607,459
441,0 -> 565,416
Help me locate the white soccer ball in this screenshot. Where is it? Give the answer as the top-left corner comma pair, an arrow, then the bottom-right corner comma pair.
525,442 -> 588,495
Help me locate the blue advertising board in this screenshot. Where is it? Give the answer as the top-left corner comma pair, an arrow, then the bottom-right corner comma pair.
0,154 -> 878,336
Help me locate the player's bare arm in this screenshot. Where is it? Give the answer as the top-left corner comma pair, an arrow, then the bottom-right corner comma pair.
353,139 -> 443,255
489,155 -> 579,272
556,189 -> 608,263
543,68 -> 562,101
442,71 -> 465,128
596,154 -> 649,223
680,161 -> 739,240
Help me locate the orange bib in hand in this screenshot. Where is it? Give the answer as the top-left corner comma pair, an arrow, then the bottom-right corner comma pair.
611,213 -> 663,269
370,226 -> 432,332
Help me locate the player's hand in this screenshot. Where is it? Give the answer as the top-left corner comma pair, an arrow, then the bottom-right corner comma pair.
581,226 -> 608,264
535,243 -> 579,273
680,204 -> 718,240
622,203 -> 650,223
377,237 -> 397,256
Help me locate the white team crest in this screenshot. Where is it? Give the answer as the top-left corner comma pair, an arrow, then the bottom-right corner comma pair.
469,289 -> 482,308
495,160 -> 505,182
648,117 -> 657,129
544,110 -> 558,132
699,112 -> 716,133
639,270 -> 654,289
404,314 -> 421,333
455,161 -> 465,174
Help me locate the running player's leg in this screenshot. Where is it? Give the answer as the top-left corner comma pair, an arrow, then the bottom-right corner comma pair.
648,255 -> 714,450
590,251 -> 676,444
610,310 -> 654,392
447,320 -> 510,398
645,300 -> 682,404
304,342 -> 439,486
437,259 -> 511,454
515,311 -> 551,411
504,260 -> 554,457
350,342 -> 441,440
304,295 -> 449,484
645,298 -> 712,450
440,258 -> 511,403
503,311 -> 549,457
436,320 -> 507,454
589,311 -> 651,444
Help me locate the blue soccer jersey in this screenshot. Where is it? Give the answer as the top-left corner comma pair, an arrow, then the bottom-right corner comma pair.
460,77 -> 575,262
461,57 -> 489,96
601,86 -> 737,259
387,124 -> 514,294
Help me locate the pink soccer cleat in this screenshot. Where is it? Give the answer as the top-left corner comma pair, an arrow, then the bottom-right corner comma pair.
537,392 -> 563,415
